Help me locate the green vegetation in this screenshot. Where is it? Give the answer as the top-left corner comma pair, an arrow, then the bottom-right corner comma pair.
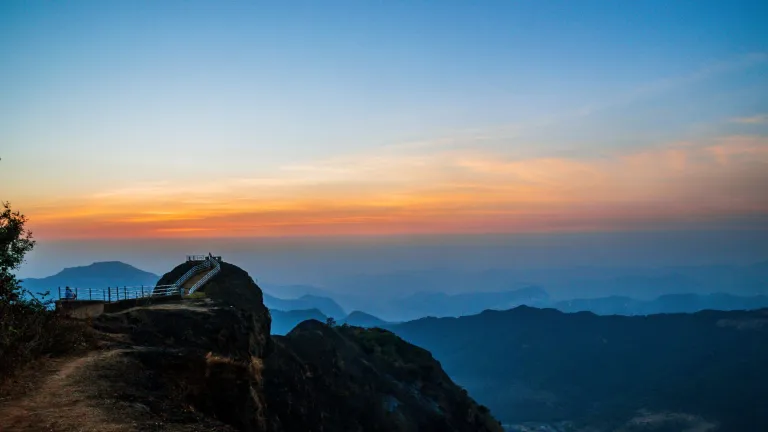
0,201 -> 36,301
0,201 -> 91,383
186,291 -> 207,299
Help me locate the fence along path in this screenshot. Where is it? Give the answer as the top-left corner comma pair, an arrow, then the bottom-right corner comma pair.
58,284 -> 180,302
56,254 -> 222,302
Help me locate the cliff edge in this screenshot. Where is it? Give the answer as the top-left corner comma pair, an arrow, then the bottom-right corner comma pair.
0,260 -> 501,432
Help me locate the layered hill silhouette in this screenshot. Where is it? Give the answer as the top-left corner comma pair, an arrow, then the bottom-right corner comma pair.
270,309 -> 390,335
263,293 -> 346,318
390,306 -> 768,430
342,310 -> 389,327
328,262 -> 768,320
25,261 -> 768,320
21,261 -> 159,294
395,287 -> 549,319
270,308 -> 328,335
555,292 -> 768,315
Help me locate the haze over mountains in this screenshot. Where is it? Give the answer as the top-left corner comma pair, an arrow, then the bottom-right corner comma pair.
26,260 -> 768,320
21,261 -> 160,296
270,309 -> 390,336
262,293 -> 347,319
261,261 -> 768,320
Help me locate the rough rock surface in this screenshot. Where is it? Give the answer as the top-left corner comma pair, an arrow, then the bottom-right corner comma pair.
64,260 -> 503,432
265,320 -> 503,432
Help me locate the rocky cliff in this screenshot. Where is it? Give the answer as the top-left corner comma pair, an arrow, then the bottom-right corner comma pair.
82,261 -> 502,431
265,321 -> 500,432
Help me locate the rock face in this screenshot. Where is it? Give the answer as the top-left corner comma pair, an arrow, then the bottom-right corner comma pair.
157,261 -> 272,355
265,320 -> 502,432
157,261 -> 269,314
86,261 -> 500,431
94,301 -> 270,431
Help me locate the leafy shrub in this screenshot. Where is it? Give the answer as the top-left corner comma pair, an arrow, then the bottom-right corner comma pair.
0,201 -> 92,383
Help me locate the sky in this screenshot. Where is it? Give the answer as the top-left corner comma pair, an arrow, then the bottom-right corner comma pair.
2,1 -> 768,278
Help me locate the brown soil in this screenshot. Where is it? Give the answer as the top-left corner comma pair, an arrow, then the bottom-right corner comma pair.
0,301 -> 239,432
0,351 -> 128,432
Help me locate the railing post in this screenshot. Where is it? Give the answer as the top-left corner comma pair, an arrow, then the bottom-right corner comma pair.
75,287 -> 79,300
141,285 -> 144,298
58,286 -> 61,299
89,288 -> 92,301
108,287 -> 111,303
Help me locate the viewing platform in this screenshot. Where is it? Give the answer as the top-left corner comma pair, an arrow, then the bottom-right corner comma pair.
187,254 -> 222,262
55,254 -> 223,319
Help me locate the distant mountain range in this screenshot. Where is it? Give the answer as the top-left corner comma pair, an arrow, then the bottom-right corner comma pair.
394,286 -> 549,320
343,310 -> 388,327
269,308 -> 392,335
265,285 -> 768,322
556,292 -> 768,315
389,306 -> 768,430
21,259 -> 768,321
323,261 -> 768,319
270,308 -> 328,335
265,284 -> 552,322
21,261 -> 159,296
263,293 -> 346,318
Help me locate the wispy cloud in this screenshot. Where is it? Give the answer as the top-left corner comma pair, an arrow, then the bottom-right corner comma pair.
732,114 -> 768,124
577,53 -> 768,118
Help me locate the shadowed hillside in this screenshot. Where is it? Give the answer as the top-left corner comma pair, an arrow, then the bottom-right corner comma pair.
266,320 -> 502,432
390,306 -> 768,430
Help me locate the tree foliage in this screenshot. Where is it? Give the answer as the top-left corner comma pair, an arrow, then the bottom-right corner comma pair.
0,201 -> 36,302
0,200 -> 90,384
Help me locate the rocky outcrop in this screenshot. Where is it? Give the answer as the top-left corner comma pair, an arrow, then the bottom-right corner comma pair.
156,260 -> 272,356
93,300 -> 270,430
264,320 -> 503,432
81,261 -> 501,431
157,261 -> 269,314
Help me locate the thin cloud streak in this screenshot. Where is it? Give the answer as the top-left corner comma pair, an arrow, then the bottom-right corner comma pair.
732,114 -> 768,124
576,53 -> 768,118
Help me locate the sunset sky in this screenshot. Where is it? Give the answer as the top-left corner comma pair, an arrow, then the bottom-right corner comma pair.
2,0 -> 768,245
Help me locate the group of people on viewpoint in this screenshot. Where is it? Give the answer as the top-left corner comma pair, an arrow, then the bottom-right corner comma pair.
63,286 -> 77,300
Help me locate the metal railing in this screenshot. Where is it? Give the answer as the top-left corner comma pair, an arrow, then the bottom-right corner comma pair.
55,254 -> 223,303
174,259 -> 213,288
188,254 -> 221,294
57,284 -> 181,303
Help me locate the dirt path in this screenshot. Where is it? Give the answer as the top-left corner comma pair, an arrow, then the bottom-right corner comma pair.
0,350 -> 128,432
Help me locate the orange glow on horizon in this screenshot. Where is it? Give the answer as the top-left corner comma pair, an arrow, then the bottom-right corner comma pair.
18,135 -> 768,240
